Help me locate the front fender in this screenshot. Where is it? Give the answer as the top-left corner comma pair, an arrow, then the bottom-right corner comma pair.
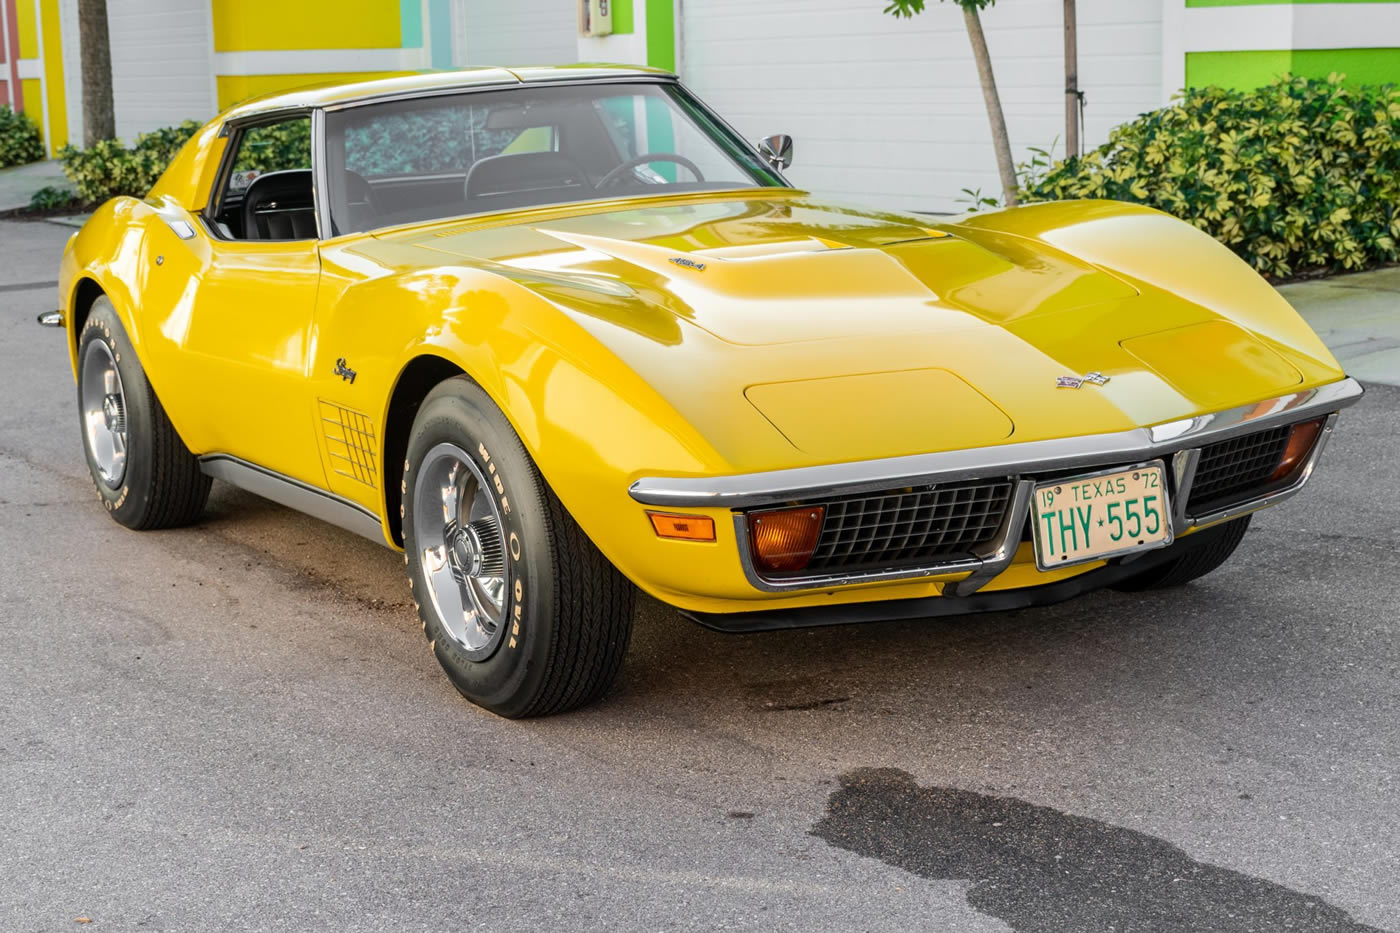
953,200 -> 1344,382
316,243 -> 752,596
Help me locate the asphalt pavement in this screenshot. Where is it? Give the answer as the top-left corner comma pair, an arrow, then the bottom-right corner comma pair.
1,217 -> 1397,932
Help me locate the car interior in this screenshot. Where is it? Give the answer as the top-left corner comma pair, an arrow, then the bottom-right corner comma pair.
207,85 -> 771,242
240,169 -> 317,240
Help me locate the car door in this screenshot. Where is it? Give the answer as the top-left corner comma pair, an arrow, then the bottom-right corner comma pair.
149,114 -> 328,489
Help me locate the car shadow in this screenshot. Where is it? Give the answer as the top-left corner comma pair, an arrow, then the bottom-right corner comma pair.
811,767 -> 1387,933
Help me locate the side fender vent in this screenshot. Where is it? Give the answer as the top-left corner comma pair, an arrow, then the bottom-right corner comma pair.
320,400 -> 379,489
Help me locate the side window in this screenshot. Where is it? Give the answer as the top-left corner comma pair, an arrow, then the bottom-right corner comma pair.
228,119 -> 311,192
212,116 -> 315,241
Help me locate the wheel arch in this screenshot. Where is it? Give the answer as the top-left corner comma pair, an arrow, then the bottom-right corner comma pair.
60,199 -> 158,381
65,274 -> 149,384
68,277 -> 108,365
381,353 -> 468,545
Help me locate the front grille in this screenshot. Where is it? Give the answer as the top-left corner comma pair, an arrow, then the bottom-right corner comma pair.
1187,424 -> 1291,510
798,479 -> 1015,574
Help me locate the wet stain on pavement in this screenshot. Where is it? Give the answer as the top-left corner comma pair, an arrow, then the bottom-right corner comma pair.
812,768 -> 1387,933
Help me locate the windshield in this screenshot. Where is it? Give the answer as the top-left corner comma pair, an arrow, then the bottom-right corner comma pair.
322,81 -> 783,236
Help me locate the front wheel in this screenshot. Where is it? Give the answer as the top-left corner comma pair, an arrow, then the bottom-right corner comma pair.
402,377 -> 634,718
1111,514 -> 1252,591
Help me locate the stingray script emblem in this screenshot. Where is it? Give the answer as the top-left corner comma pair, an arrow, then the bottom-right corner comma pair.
1056,372 -> 1110,389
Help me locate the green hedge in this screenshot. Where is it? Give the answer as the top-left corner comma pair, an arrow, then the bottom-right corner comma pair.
59,120 -> 203,203
60,118 -> 313,204
231,119 -> 311,173
345,109 -> 517,176
1021,75 -> 1400,278
29,185 -> 78,211
0,105 -> 44,169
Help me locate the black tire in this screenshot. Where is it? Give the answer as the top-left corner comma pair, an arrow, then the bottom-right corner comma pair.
1111,514 -> 1252,591
77,297 -> 211,530
402,376 -> 634,718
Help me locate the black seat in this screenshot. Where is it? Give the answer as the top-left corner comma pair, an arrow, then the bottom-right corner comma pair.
242,169 -> 317,240
463,152 -> 588,210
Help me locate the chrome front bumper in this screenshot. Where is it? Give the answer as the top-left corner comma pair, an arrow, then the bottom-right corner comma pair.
628,378 -> 1365,594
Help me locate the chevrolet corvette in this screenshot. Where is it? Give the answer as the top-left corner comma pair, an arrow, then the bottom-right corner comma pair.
46,65 -> 1363,716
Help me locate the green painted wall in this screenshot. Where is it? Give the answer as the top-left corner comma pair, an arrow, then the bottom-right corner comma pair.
612,0 -> 634,35
645,0 -> 675,71
1187,48 -> 1400,87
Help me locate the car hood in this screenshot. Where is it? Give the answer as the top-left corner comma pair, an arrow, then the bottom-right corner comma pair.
378,193 -> 1335,470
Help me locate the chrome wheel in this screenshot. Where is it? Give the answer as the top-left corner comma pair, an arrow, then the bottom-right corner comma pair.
80,338 -> 128,488
413,443 -> 510,661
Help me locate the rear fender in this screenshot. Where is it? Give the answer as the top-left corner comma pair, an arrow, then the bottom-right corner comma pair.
60,198 -> 156,379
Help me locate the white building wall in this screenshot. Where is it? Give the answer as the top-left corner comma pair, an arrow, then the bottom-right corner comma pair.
459,0 -> 578,66
107,0 -> 216,140
680,0 -> 1163,213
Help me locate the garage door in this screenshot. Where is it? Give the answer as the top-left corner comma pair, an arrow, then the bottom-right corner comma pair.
680,0 -> 1164,213
460,0 -> 578,66
108,0 -> 216,140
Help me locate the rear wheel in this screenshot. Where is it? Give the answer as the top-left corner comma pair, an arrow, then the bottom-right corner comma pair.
1112,514 -> 1252,591
77,297 -> 210,529
402,377 -> 634,718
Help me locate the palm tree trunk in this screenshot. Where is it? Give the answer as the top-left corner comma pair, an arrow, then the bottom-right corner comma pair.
1064,0 -> 1080,158
961,6 -> 1018,207
78,0 -> 115,146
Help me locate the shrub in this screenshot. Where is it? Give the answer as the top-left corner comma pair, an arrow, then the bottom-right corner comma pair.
1020,75 -> 1400,278
59,119 -> 202,203
59,118 -> 315,204
29,185 -> 78,211
231,118 -> 311,173
0,105 -> 44,168
344,108 -> 516,176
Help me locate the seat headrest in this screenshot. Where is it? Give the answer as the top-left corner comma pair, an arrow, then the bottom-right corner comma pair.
244,168 -> 313,205
464,152 -> 586,202
242,169 -> 315,240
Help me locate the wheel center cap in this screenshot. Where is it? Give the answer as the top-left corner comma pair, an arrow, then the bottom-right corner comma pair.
449,524 -> 484,579
102,394 -> 125,434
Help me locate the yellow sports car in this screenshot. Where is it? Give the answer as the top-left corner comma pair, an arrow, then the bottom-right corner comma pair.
50,66 -> 1362,717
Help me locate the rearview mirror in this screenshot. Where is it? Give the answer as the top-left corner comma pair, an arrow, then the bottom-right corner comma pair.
758,134 -> 793,170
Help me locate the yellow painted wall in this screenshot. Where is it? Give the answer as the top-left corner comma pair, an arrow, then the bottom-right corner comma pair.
216,71 -> 405,109
21,78 -> 41,118
38,0 -> 66,148
15,0 -> 38,58
211,0 -> 401,52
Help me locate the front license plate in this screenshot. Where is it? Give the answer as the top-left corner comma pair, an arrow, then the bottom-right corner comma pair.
1032,462 -> 1173,570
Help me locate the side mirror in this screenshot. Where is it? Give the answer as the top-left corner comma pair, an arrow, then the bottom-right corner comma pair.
758,134 -> 793,170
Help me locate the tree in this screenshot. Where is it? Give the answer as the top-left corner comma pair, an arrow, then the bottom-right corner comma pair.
78,0 -> 115,146
1064,0 -> 1079,158
885,0 -> 1018,207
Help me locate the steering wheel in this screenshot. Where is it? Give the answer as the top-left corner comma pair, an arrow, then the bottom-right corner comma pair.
596,153 -> 705,189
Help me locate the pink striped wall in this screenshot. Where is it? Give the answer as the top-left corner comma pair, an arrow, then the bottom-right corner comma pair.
1,0 -> 20,110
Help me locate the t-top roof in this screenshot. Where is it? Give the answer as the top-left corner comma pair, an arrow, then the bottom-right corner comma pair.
222,64 -> 677,121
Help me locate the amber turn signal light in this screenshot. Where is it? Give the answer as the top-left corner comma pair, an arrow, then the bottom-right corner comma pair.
749,506 -> 825,573
648,512 -> 716,541
1270,418 -> 1325,482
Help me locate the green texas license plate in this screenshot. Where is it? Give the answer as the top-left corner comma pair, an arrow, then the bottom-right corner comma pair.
1032,462 -> 1173,570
